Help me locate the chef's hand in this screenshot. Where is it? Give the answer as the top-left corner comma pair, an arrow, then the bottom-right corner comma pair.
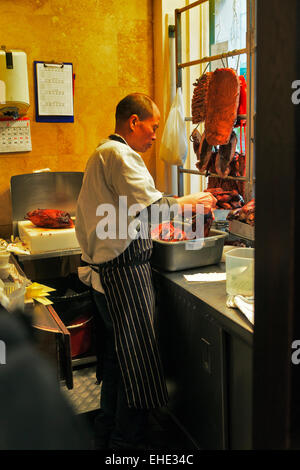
176,191 -> 217,215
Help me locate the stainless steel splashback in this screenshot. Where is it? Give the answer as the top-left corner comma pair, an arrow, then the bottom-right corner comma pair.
10,171 -> 83,236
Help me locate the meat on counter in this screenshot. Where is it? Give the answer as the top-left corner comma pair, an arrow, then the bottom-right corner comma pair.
25,209 -> 74,229
205,187 -> 244,210
227,198 -> 255,226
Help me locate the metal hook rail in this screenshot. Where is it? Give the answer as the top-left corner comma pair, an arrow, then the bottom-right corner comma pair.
174,0 -> 256,199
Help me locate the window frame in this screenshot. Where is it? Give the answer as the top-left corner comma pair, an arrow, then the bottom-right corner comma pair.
174,0 -> 256,200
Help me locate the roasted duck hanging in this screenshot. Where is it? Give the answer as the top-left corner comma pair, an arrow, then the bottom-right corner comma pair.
195,135 -> 213,173
191,129 -> 213,173
190,127 -> 202,155
215,130 -> 238,178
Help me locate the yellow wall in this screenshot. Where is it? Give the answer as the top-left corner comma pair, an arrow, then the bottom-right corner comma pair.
0,0 -> 154,237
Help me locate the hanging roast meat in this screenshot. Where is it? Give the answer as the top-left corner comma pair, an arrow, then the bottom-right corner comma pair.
191,72 -> 213,124
25,209 -> 74,229
195,132 -> 213,172
215,131 -> 238,178
190,127 -> 202,155
205,68 -> 240,146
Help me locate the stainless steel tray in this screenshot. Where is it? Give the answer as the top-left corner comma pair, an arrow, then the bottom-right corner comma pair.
151,229 -> 228,272
229,220 -> 255,241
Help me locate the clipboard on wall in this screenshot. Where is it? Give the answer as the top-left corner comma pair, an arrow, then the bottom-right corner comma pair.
34,61 -> 75,122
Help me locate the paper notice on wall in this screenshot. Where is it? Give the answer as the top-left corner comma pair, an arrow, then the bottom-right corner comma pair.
36,62 -> 73,116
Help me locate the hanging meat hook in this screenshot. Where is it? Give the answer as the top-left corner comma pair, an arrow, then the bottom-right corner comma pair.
236,54 -> 240,73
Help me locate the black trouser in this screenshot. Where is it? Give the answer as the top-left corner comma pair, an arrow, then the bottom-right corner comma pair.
92,290 -> 148,449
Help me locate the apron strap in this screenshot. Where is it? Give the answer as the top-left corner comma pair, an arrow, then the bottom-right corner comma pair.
80,259 -> 99,273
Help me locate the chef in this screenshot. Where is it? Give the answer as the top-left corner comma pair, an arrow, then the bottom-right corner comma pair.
75,92 -> 216,450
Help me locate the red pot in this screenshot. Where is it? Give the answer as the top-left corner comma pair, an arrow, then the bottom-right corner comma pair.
67,314 -> 93,358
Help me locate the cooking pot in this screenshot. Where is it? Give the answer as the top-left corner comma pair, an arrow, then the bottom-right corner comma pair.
39,273 -> 96,357
66,314 -> 93,358
44,273 -> 94,324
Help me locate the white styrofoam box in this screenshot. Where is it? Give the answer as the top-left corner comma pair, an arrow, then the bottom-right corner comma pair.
18,220 -> 80,254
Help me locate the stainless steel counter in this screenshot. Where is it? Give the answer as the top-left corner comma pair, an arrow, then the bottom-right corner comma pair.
152,261 -> 253,345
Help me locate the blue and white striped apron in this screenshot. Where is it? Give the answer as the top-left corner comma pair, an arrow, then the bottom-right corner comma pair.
98,232 -> 169,410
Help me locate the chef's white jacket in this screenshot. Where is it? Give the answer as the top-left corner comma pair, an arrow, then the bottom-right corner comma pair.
75,135 -> 164,293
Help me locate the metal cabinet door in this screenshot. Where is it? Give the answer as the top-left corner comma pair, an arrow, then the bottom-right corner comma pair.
155,277 -> 227,450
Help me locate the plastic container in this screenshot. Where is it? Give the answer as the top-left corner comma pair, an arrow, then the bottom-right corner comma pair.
0,264 -> 10,279
225,247 -> 254,296
0,251 -> 10,267
2,282 -> 26,312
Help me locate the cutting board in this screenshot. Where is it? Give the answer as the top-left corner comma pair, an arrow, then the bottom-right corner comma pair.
18,220 -> 80,254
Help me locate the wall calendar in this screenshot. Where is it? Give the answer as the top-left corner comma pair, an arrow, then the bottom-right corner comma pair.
0,117 -> 32,153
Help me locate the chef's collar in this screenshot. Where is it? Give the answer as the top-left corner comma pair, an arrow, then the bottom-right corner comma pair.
109,134 -> 128,146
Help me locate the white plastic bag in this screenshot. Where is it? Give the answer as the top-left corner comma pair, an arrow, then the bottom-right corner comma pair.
159,88 -> 188,166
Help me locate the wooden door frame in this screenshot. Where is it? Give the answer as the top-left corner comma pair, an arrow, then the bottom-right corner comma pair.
254,0 -> 300,449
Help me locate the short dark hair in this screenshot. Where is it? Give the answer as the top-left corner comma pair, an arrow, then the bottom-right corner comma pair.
115,93 -> 154,124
